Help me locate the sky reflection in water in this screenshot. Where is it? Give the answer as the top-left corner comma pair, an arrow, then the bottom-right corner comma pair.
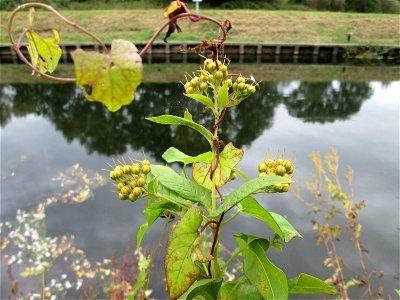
1,77 -> 399,299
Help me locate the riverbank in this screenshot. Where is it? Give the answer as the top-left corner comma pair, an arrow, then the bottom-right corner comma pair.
2,64 -> 399,84
2,9 -> 399,45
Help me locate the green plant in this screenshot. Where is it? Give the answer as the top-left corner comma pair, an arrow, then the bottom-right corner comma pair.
8,1 -> 337,299
295,148 -> 396,300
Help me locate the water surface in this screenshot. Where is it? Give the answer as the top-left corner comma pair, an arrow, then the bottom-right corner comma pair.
1,68 -> 399,299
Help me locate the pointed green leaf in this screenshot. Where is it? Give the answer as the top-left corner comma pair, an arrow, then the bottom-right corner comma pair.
185,93 -> 214,109
165,205 -> 203,299
288,273 -> 337,295
178,279 -> 222,300
71,39 -> 143,112
146,172 -> 195,208
136,199 -> 181,247
192,143 -> 243,189
162,147 -> 212,165
239,196 -> 301,242
146,115 -> 212,144
151,165 -> 212,209
269,212 -> 302,242
184,109 -> 193,120
219,278 -> 263,300
217,84 -> 229,110
234,234 -> 288,300
26,29 -> 61,74
209,175 -> 291,218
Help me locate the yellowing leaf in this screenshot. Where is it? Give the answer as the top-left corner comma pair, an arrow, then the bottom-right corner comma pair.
1,239 -> 9,250
192,143 -> 243,189
163,1 -> 182,17
71,39 -> 143,112
26,29 -> 62,74
165,205 -> 203,299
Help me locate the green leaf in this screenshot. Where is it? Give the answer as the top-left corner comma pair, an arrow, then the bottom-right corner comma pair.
151,165 -> 212,209
146,115 -> 212,144
136,199 -> 181,247
185,93 -> 214,109
71,39 -> 143,112
184,109 -> 193,120
232,167 -> 249,181
26,29 -> 61,74
192,143 -> 243,189
269,212 -> 302,242
288,273 -> 337,295
162,147 -> 212,166
178,279 -> 222,300
234,234 -> 288,300
146,172 -> 194,208
239,196 -> 301,242
217,84 -> 229,110
219,278 -> 263,300
128,255 -> 151,299
209,175 -> 291,218
165,205 -> 204,299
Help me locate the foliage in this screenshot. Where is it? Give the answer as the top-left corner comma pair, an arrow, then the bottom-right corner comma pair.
295,148 -> 396,299
105,57 -> 336,299
7,1 -> 336,299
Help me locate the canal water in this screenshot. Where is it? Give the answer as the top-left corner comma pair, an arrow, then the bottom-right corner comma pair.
1,66 -> 399,299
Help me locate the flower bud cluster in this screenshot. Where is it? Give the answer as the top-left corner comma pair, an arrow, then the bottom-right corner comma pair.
182,58 -> 258,106
257,158 -> 294,193
109,159 -> 151,202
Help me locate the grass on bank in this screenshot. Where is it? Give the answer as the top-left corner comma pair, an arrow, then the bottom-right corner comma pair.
1,64 -> 399,84
1,9 -> 399,46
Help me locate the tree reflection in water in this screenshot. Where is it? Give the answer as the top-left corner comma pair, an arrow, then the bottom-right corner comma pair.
0,81 -> 372,158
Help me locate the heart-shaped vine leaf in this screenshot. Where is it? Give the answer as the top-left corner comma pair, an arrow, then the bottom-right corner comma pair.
165,205 -> 204,299
71,39 -> 143,112
192,143 -> 243,189
26,29 -> 61,74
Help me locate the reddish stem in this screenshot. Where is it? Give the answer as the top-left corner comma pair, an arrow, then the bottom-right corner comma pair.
139,12 -> 227,58
200,220 -> 219,234
212,108 -> 227,135
207,212 -> 225,277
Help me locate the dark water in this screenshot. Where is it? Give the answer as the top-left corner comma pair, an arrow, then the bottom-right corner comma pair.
1,73 -> 399,299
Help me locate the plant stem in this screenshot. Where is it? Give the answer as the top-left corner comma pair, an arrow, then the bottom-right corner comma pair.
329,234 -> 349,300
221,248 -> 240,273
354,234 -> 373,298
41,271 -> 45,300
140,12 -> 227,58
8,2 -> 109,83
222,210 -> 241,226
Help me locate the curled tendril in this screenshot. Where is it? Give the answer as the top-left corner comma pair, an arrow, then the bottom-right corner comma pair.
8,2 -> 109,83
8,2 -> 228,83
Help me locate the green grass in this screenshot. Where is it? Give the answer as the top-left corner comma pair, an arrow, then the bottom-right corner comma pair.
1,9 -> 399,45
